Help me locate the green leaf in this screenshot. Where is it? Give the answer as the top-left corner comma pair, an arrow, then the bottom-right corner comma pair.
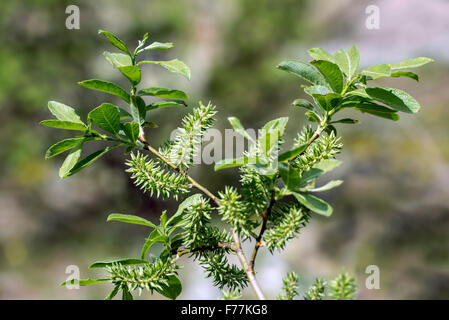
107,213 -> 158,228
130,95 -> 147,125
45,137 -> 86,159
121,122 -> 140,144
331,118 -> 359,124
311,60 -> 344,93
105,285 -> 120,300
47,101 -> 84,124
305,180 -> 343,192
157,275 -> 182,300
78,79 -> 130,103
98,29 -> 130,55
293,192 -> 333,217
138,87 -> 189,100
292,99 -> 315,111
277,60 -> 327,86
365,87 -> 421,113
308,47 -> 335,63
122,286 -> 133,300
40,120 -> 87,131
305,111 -> 320,122
300,159 -> 342,186
147,100 -> 187,111
103,51 -> 132,67
118,66 -> 141,85
389,57 -> 434,71
259,117 -> 288,158
65,145 -> 119,177
138,59 -> 191,79
278,143 -> 308,162
228,117 -> 256,143
279,162 -> 301,190
361,64 -> 391,80
333,45 -> 359,80
141,42 -> 174,51
88,103 -> 121,135
117,107 -> 132,120
353,102 -> 400,121
214,157 -> 250,171
61,278 -> 108,287
167,194 -> 203,227
141,230 -> 166,259
390,71 -> 419,81
89,258 -> 149,269
59,140 -> 83,178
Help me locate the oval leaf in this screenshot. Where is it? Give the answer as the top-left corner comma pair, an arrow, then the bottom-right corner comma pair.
78,79 -> 130,103
277,60 -> 327,86
365,87 -> 420,113
138,87 -> 188,100
293,192 -> 333,217
88,103 -> 121,135
40,120 -> 87,131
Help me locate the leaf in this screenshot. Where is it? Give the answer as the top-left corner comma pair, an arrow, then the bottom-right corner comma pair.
365,87 -> 421,113
279,163 -> 301,190
353,102 -> 400,121
78,79 -> 130,103
167,194 -> 203,227
278,143 -> 308,162
107,213 -> 158,228
122,286 -> 133,300
311,60 -> 344,93
130,95 -> 147,125
138,87 -> 189,100
45,137 -> 85,159
293,192 -> 333,217
331,118 -> 359,124
103,52 -> 132,67
141,230 -> 166,259
214,157 -> 250,171
333,45 -> 359,80
157,275 -> 182,300
98,29 -> 130,55
65,145 -> 119,177
40,120 -> 87,131
117,107 -> 132,120
118,66 -> 141,85
305,111 -> 320,122
147,100 -> 187,111
277,60 -> 328,86
390,71 -> 419,81
89,258 -> 149,269
47,101 -> 84,125
228,117 -> 256,143
61,278 -> 108,287
308,47 -> 335,63
138,59 -> 191,80
259,117 -> 288,159
306,180 -> 343,192
141,42 -> 174,51
292,99 -> 315,111
59,141 -> 83,178
300,159 -> 342,186
105,285 -> 120,300
361,64 -> 391,80
121,122 -> 140,144
389,57 -> 434,71
88,103 -> 121,135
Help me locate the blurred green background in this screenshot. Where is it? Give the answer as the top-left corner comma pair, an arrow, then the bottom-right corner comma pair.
0,0 -> 448,299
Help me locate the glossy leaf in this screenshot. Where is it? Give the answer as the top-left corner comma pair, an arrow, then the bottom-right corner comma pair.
277,60 -> 327,86
214,157 -> 250,171
121,122 -> 140,143
141,42 -> 174,51
147,100 -> 187,111
157,275 -> 182,300
138,87 -> 188,100
40,120 -> 87,131
141,230 -> 166,259
365,87 -> 420,113
390,71 -> 419,81
98,30 -> 130,55
300,159 -> 342,186
105,285 -> 120,300
292,99 -> 315,111
118,66 -> 141,85
47,101 -> 84,124
279,162 -> 301,190
107,213 -> 158,228
293,192 -> 333,217
130,95 -> 147,125
88,103 -> 121,134
308,47 -> 335,63
390,57 -> 434,71
228,117 -> 256,143
78,79 -> 130,103
306,180 -> 343,192
59,141 -> 83,178
278,143 -> 308,162
45,137 -> 85,159
353,102 -> 400,121
311,60 -> 344,93
139,59 -> 191,79
89,258 -> 149,269
65,145 -> 119,177
331,118 -> 359,124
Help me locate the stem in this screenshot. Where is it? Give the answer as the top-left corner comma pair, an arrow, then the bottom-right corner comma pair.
138,135 -> 266,299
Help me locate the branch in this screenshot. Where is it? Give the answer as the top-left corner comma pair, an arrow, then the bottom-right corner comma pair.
138,135 -> 266,300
